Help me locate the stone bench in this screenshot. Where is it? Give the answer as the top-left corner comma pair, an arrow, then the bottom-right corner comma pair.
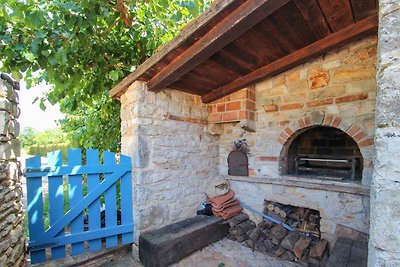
139,215 -> 229,267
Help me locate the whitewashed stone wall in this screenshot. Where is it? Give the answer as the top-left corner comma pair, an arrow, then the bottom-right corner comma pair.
0,76 -> 25,266
120,81 -> 219,242
369,1 -> 400,265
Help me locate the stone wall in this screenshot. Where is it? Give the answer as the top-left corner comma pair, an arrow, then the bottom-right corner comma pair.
120,81 -> 219,242
214,36 -> 377,186
368,1 -> 400,265
208,36 -> 377,241
0,76 -> 25,266
229,177 -> 370,243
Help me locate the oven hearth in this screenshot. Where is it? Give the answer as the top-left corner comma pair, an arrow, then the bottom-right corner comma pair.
282,126 -> 363,181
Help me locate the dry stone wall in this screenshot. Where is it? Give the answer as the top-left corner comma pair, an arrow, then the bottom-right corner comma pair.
0,76 -> 25,266
368,1 -> 400,265
120,81 -> 219,242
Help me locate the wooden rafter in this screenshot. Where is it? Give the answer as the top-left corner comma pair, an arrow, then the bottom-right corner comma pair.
109,0 -> 239,98
201,14 -> 377,103
147,0 -> 290,92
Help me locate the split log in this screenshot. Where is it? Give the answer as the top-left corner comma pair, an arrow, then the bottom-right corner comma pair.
294,237 -> 312,258
308,214 -> 319,225
309,239 -> 328,260
236,234 -> 248,243
268,224 -> 288,244
248,229 -> 260,241
267,201 -> 279,212
274,204 -> 283,214
226,233 -> 236,241
281,250 -> 296,261
255,241 -> 269,253
258,219 -> 274,229
267,210 -> 284,222
263,239 -> 275,251
257,231 -> 267,242
280,231 -> 301,252
301,209 -> 312,221
275,246 -> 287,257
279,206 -> 294,218
228,213 -> 249,227
230,220 -> 255,235
244,239 -> 254,249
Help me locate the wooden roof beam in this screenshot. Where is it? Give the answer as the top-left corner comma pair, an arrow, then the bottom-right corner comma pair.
147,0 -> 290,92
201,14 -> 378,103
109,0 -> 239,98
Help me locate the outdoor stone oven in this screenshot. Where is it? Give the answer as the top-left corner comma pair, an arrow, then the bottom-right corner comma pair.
280,126 -> 363,181
110,0 -> 400,264
212,36 -> 376,243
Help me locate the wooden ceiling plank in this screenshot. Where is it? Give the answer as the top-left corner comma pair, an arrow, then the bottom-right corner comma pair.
202,14 -> 377,103
350,0 -> 377,21
147,0 -> 290,92
259,17 -> 298,54
191,60 -> 240,86
318,0 -> 355,32
109,0 -> 239,98
273,1 -> 318,46
293,0 -> 332,39
209,51 -> 254,75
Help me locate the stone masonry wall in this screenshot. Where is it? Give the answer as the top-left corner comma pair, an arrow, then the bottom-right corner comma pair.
211,36 -> 377,242
215,36 -> 377,186
120,81 -> 219,242
0,76 -> 25,266
368,1 -> 400,265
229,178 -> 370,243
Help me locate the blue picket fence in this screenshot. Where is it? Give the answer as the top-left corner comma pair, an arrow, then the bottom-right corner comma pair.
25,149 -> 133,264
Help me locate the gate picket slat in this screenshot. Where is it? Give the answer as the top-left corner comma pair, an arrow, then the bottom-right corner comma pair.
32,169 -> 125,245
120,155 -> 134,244
26,156 -> 46,264
103,151 -> 118,248
26,149 -> 133,264
86,149 -> 102,251
47,150 -> 65,260
68,149 -> 85,255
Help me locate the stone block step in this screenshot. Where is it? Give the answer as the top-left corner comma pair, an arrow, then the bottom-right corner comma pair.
139,215 -> 229,267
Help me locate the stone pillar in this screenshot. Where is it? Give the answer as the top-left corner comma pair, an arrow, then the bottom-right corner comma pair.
0,75 -> 25,266
120,81 -> 219,242
369,1 -> 400,265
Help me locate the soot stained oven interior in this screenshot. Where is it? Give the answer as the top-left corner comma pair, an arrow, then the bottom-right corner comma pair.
282,126 -> 363,181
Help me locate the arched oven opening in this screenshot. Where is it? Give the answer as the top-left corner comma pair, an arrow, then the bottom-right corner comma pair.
280,126 -> 363,181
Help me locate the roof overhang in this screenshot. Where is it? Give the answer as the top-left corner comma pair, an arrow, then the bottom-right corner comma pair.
110,0 -> 378,103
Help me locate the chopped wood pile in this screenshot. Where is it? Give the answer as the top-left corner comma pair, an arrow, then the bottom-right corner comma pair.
227,201 -> 329,266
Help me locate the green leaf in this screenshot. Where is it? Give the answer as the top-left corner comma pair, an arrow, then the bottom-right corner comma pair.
39,99 -> 46,111
108,70 -> 119,81
0,0 -> 212,152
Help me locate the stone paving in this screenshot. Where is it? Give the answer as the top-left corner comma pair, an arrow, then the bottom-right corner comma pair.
97,239 -> 298,267
172,239 -> 298,267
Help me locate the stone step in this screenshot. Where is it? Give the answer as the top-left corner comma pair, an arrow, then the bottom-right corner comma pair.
139,215 -> 229,267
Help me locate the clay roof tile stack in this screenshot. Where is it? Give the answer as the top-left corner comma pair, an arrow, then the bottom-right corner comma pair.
208,190 -> 243,219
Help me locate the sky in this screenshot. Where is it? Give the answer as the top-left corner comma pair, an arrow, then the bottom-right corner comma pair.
19,81 -> 64,132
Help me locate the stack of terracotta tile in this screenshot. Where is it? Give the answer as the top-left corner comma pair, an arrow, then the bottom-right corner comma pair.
208,190 -> 243,219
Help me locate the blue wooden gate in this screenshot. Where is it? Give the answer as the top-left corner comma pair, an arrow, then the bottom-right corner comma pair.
25,149 -> 133,264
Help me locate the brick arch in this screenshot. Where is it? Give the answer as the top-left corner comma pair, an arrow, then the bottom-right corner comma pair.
277,112 -> 374,149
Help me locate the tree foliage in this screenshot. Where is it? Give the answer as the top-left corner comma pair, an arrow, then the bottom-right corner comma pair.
0,0 -> 210,151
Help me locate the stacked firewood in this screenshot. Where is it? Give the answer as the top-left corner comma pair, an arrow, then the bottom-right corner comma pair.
227,201 -> 329,266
